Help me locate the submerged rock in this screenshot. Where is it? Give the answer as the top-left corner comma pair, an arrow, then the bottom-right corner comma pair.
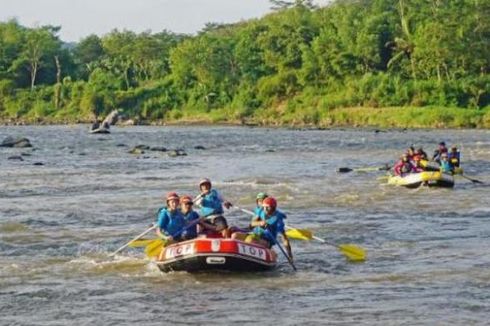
8,155 -> 24,161
168,149 -> 187,157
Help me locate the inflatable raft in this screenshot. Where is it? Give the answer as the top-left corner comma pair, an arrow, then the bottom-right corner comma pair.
155,237 -> 277,273
420,159 -> 463,174
387,171 -> 454,188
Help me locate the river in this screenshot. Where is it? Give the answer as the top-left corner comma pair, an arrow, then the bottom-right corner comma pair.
1,125 -> 489,325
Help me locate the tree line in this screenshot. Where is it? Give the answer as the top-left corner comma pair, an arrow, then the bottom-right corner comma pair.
0,0 -> 489,126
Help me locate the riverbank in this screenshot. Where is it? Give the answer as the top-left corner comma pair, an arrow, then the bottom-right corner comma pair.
1,106 -> 490,128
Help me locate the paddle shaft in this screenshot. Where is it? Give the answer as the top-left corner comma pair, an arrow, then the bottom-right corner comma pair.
459,174 -> 483,184
237,205 -> 341,246
110,224 -> 157,257
146,218 -> 205,258
274,238 -> 296,271
338,165 -> 390,173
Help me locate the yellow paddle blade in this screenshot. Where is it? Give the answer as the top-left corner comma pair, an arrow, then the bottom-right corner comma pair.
338,244 -> 366,262
144,239 -> 166,258
128,238 -> 158,248
285,228 -> 313,241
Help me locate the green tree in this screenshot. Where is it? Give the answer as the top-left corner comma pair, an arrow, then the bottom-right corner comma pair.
12,26 -> 62,90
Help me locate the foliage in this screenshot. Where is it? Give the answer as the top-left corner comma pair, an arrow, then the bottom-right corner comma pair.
0,0 -> 489,127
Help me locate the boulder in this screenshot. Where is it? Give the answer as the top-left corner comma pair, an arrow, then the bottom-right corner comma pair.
128,147 -> 145,155
1,137 -> 32,148
168,149 -> 187,157
150,146 -> 167,152
102,109 -> 119,126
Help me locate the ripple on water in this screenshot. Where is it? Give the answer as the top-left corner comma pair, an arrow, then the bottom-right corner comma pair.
1,126 -> 489,325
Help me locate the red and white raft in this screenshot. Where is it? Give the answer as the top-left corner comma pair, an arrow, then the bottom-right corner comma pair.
155,236 -> 277,273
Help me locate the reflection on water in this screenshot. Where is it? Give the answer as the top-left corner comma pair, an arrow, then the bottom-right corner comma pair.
1,125 -> 489,325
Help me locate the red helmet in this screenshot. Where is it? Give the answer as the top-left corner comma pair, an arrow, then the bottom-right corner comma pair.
262,197 -> 277,209
166,192 -> 179,202
199,178 -> 211,188
180,195 -> 193,205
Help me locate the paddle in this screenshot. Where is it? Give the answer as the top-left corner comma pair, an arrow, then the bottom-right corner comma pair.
458,174 -> 483,184
145,194 -> 209,258
337,164 -> 390,173
128,238 -> 159,248
285,226 -> 366,262
232,205 -> 366,262
144,238 -> 167,258
145,217 -> 208,259
109,224 -> 157,257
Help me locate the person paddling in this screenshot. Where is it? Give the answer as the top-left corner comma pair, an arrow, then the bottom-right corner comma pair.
194,178 -> 232,238
251,192 -> 268,227
439,153 -> 452,173
432,142 -> 448,163
155,192 -> 186,259
448,146 -> 461,169
393,154 -> 417,176
247,197 -> 293,261
179,195 -> 203,240
406,145 -> 416,161
231,192 -> 269,241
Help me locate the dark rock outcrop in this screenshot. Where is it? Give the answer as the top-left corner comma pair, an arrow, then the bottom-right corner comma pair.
150,146 -> 167,152
1,137 -> 32,148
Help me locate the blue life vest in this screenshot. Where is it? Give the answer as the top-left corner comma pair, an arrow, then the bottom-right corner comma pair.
199,189 -> 224,216
182,210 -> 200,238
156,208 -> 186,237
440,160 -> 452,173
253,209 -> 287,243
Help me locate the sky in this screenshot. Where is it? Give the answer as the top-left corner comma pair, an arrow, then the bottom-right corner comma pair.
0,0 -> 305,42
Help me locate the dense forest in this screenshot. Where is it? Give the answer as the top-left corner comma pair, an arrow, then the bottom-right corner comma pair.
0,0 -> 489,127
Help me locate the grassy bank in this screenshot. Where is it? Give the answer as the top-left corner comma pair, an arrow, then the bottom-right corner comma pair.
162,106 -> 490,129
3,106 -> 489,129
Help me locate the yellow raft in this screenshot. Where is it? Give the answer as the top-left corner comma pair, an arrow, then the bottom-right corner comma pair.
419,159 -> 463,174
387,171 -> 455,188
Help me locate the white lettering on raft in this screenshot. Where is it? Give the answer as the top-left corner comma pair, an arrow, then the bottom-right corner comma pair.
237,243 -> 266,261
165,243 -> 195,259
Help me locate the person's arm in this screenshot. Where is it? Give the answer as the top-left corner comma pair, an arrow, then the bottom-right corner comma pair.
215,190 -> 232,209
250,217 -> 265,227
432,150 -> 439,161
393,162 -> 401,175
